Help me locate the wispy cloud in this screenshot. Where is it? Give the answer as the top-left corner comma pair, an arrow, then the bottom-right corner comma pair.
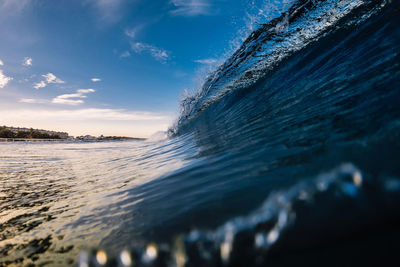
55,93 -> 86,99
19,98 -> 48,104
194,58 -> 218,65
34,81 -> 46,89
52,88 -> 95,105
34,73 -> 65,89
123,24 -> 171,62
91,78 -> 101,82
131,42 -> 169,63
120,51 -> 131,58
124,25 -> 141,39
23,57 -> 33,66
0,0 -> 31,20
52,98 -> 84,106
43,73 -> 64,84
0,0 -> 30,11
169,0 -> 213,17
0,70 -> 13,88
0,60 -> 3,66
77,88 -> 96,94
86,0 -> 127,23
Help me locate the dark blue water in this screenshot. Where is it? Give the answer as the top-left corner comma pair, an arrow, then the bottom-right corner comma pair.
1,0 -> 399,266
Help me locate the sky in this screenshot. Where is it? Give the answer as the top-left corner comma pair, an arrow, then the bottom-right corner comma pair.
0,0 -> 274,137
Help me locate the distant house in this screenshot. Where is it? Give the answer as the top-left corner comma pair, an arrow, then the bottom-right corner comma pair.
77,135 -> 97,141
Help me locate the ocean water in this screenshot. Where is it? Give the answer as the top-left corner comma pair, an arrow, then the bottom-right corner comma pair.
1,0 -> 400,266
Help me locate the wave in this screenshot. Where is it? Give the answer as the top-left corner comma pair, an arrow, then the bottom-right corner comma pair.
172,0 -> 391,134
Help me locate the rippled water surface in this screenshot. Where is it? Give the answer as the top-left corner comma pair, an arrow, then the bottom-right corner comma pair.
0,139 -> 197,265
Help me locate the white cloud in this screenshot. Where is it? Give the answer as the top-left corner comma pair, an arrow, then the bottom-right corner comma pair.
0,60 -> 3,66
55,93 -> 87,99
43,73 -> 64,84
124,27 -> 139,39
33,73 -> 65,89
52,88 -> 95,105
120,51 -> 131,58
170,0 -> 213,17
77,88 -> 96,94
91,78 -> 101,82
194,58 -> 218,65
131,42 -> 169,63
23,57 -> 33,66
34,81 -> 46,89
19,98 -> 47,104
124,24 -> 145,39
52,98 -> 84,105
0,70 -> 13,88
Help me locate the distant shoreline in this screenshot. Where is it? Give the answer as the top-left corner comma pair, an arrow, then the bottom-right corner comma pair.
0,126 -> 146,142
0,137 -> 145,143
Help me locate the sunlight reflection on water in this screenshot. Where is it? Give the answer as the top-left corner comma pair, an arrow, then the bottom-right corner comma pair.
0,139 -> 196,266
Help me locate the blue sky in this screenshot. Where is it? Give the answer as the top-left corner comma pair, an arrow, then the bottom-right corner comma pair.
0,0 -> 276,137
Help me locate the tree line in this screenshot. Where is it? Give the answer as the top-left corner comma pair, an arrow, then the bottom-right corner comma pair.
0,126 -> 61,139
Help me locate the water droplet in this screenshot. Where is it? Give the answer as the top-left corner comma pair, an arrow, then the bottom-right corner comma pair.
78,251 -> 89,267
96,250 -> 107,265
267,229 -> 279,244
220,241 -> 232,263
254,233 -> 266,248
120,250 -> 132,266
175,249 -> 186,267
143,243 -> 158,263
174,236 -> 186,267
353,171 -> 362,187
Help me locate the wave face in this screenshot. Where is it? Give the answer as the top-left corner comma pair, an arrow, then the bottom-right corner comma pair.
1,0 -> 400,266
